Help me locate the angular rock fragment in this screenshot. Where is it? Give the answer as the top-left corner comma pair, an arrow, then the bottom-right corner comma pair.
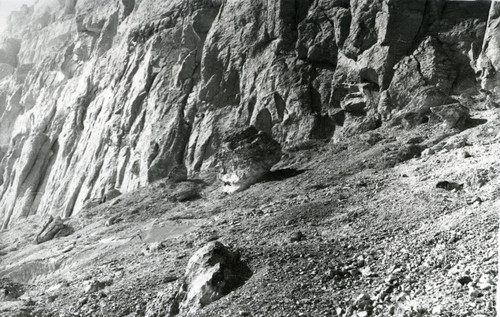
341,92 -> 366,114
218,127 -> 282,193
290,231 -> 305,243
436,181 -> 463,191
457,276 -> 472,286
83,278 -> 113,294
400,111 -> 430,130
170,241 -> 251,315
0,278 -> 24,300
171,182 -> 200,202
167,165 -> 188,183
430,103 -> 471,130
34,216 -> 74,244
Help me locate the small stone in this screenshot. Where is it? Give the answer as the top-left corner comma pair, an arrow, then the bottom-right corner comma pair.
421,148 -> 434,156
206,234 -> 219,242
84,278 -> 113,294
358,311 -> 369,317
468,288 -> 482,298
163,276 -> 178,283
432,305 -> 443,315
393,292 -> 408,302
462,151 -> 471,158
105,215 -> 122,227
47,294 -> 58,303
77,297 -> 88,308
477,274 -> 494,290
457,276 -> 472,286
388,305 -> 396,315
130,209 -> 140,215
436,181 -> 463,191
290,231 -> 305,243
335,307 -> 343,316
354,293 -> 372,310
407,136 -> 424,144
466,197 -> 482,205
385,274 -> 397,285
356,255 -> 365,267
114,270 -> 124,279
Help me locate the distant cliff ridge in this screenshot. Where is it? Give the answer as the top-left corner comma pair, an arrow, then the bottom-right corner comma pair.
0,0 -> 498,228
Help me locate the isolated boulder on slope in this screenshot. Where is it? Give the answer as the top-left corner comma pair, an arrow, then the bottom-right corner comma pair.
34,216 -> 74,244
217,126 -> 282,193
430,103 -> 471,130
170,241 -> 252,315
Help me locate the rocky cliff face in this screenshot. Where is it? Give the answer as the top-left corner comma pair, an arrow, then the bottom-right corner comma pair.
0,0 -> 497,228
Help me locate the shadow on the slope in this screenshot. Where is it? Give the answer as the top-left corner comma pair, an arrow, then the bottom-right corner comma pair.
462,118 -> 487,130
260,168 -> 307,182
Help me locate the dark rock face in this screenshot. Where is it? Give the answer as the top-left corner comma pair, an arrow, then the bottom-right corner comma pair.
0,0 -> 497,226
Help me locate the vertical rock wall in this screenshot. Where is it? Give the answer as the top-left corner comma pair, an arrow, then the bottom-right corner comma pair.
0,0 -> 496,228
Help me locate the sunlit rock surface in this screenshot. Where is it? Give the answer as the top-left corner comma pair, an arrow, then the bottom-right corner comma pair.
0,0 -> 497,227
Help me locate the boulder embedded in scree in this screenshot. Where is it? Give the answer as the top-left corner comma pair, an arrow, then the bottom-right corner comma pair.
34,216 -> 74,244
170,241 -> 251,315
430,103 -> 470,130
218,126 -> 282,193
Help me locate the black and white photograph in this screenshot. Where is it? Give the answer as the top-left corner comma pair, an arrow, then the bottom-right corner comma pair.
0,0 -> 498,316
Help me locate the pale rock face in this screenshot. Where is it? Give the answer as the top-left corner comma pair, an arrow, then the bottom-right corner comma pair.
0,0 -> 222,227
479,2 -> 500,97
0,0 -> 497,227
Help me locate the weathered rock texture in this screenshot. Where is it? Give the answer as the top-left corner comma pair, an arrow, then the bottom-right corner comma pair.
170,241 -> 251,315
34,215 -> 74,244
479,2 -> 500,97
0,0 -> 497,227
218,127 -> 282,193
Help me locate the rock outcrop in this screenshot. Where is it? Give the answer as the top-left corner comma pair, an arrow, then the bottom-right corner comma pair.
0,0 -> 497,227
478,2 -> 500,97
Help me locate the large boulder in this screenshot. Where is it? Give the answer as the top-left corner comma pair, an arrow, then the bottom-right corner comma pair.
170,241 -> 251,315
386,37 -> 457,116
430,103 -> 470,130
34,216 -> 74,244
218,127 -> 282,193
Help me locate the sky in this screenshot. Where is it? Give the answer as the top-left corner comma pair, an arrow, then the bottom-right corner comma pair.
0,0 -> 34,34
